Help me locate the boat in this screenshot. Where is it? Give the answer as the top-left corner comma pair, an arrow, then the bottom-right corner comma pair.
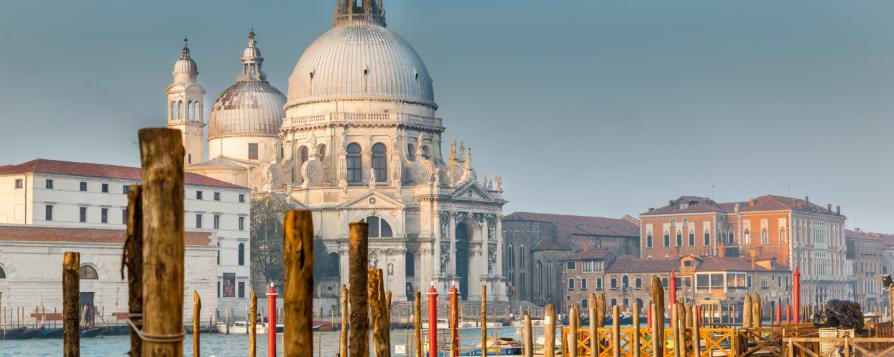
534,335 -> 563,357
216,321 -> 262,334
460,337 -> 524,357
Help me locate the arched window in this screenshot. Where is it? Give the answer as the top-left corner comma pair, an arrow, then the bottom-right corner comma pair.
238,243 -> 245,266
346,143 -> 362,184
536,261 -> 543,294
407,144 -> 416,161
187,101 -> 192,120
744,228 -> 751,245
728,229 -> 735,244
297,146 -> 309,182
663,231 -> 670,247
421,145 -> 430,160
80,265 -> 98,280
622,275 -> 629,288
779,227 -> 786,243
761,228 -> 769,245
362,216 -> 393,238
372,143 -> 387,182
704,232 -> 711,246
0,265 -> 6,279
318,144 -> 327,161
675,232 -> 682,247
177,101 -> 183,120
171,101 -> 177,120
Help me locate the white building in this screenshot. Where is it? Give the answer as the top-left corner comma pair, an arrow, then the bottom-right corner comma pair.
0,159 -> 252,315
178,0 -> 509,302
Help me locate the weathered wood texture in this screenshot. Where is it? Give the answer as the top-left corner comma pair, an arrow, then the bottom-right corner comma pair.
192,291 -> 201,357
124,185 -> 143,357
632,300 -> 641,357
63,252 -> 80,357
340,285 -> 348,357
250,289 -> 257,357
481,284 -> 487,357
283,210 -> 313,357
611,305 -> 621,357
348,222 -> 370,357
544,304 -> 556,357
414,291 -> 422,357
369,269 -> 389,357
588,293 -> 597,357
651,276 -> 665,357
523,314 -> 533,357
139,128 -> 185,356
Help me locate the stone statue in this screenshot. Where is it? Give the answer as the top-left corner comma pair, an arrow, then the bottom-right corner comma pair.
369,166 -> 377,189
494,175 -> 502,191
482,175 -> 489,188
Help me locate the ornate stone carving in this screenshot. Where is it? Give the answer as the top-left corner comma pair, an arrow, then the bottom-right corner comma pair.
440,211 -> 450,239
440,241 -> 450,274
487,215 -> 496,241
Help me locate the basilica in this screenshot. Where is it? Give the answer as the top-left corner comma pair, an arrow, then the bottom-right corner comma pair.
164,0 -> 507,302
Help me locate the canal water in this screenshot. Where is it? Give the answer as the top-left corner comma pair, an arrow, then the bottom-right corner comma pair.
0,327 -> 526,356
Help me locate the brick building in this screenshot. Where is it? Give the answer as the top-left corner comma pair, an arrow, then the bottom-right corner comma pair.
502,212 -> 639,307
562,254 -> 791,313
640,195 -> 847,306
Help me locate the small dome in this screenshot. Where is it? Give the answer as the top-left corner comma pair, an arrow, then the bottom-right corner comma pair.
172,46 -> 198,83
209,81 -> 285,140
287,22 -> 436,109
209,31 -> 285,140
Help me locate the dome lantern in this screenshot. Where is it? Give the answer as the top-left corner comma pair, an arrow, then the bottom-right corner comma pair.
333,0 -> 385,27
172,37 -> 198,84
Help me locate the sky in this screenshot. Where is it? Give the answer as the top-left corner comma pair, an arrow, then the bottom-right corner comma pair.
0,0 -> 892,232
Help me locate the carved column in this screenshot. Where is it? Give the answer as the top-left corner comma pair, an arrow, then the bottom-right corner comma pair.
433,210 -> 442,280
495,216 -> 503,277
448,213 -> 457,275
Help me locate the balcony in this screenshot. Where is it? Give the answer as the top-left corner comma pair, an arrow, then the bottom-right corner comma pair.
284,112 -> 443,130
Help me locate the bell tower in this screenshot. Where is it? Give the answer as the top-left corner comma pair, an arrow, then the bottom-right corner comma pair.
165,37 -> 206,165
333,0 -> 385,27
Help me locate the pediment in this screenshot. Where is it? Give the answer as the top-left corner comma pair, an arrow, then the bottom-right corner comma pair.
451,182 -> 493,202
338,190 -> 405,210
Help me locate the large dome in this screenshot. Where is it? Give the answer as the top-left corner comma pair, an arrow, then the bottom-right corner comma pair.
287,22 -> 436,109
209,31 -> 286,140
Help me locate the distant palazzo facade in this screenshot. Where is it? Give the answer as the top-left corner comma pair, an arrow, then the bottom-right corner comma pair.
640,195 -> 848,306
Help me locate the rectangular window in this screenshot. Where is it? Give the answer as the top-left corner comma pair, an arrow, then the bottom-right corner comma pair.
214,192 -> 221,201
610,278 -> 617,289
101,208 -> 108,224
45,205 -> 53,221
704,232 -> 711,246
610,298 -> 617,307
45,179 -> 54,189
80,182 -> 88,191
196,214 -> 203,229
580,278 -> 587,290
122,208 -> 128,224
663,234 -> 670,247
239,216 -> 245,231
239,194 -> 245,203
214,215 -> 221,229
596,278 -> 603,290
15,179 -> 23,189
101,183 -> 109,193
688,233 -> 695,246
566,261 -> 576,270
647,234 -> 653,248
79,207 -> 87,222
123,185 -> 129,194
217,281 -> 220,298
238,282 -> 245,298
676,233 -> 682,247
635,277 -> 642,289
223,273 -> 236,297
196,191 -> 203,200
567,279 -> 575,290
248,143 -> 259,160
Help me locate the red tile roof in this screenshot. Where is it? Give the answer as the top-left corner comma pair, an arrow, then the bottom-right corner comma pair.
504,212 -> 640,238
846,229 -> 892,242
0,225 -> 212,246
642,195 -> 842,217
0,159 -> 247,190
564,249 -> 612,261
737,195 -> 841,216
641,196 -> 734,216
604,255 -> 787,273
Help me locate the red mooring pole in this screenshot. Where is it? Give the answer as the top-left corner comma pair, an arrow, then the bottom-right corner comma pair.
785,304 -> 791,324
775,303 -> 781,325
669,271 -> 677,304
449,284 -> 459,357
267,283 -> 277,357
428,283 -> 439,357
792,267 -> 800,324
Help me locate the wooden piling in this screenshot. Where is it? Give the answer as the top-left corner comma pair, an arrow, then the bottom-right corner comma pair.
596,293 -> 606,329
632,300 -> 641,357
386,290 -> 392,352
414,291 -> 422,357
588,293 -> 597,357
691,304 -> 701,357
545,304 -> 556,357
568,306 -> 578,357
124,185 -> 143,357
752,294 -> 762,328
63,251 -> 80,357
610,305 -> 620,357
349,222 -> 370,357
561,324 -> 569,357
481,284 -> 488,357
139,128 -> 185,356
192,291 -> 201,357
283,210 -> 313,357
340,285 -> 348,357
742,294 -> 752,329
651,276 -> 665,357
523,314 -> 533,357
671,303 -> 680,357
370,269 -> 388,357
250,289 -> 257,357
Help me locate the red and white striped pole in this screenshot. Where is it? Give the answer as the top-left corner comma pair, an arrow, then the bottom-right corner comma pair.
427,282 -> 439,357
267,283 -> 277,357
793,267 -> 800,324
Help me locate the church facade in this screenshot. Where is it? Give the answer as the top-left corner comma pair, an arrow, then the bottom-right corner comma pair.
168,0 -> 508,301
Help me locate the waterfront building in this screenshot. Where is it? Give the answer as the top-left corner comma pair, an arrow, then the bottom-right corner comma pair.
0,159 -> 251,313
640,195 -> 848,306
166,0 -> 508,301
503,212 -> 639,307
846,229 -> 889,309
561,253 -> 791,314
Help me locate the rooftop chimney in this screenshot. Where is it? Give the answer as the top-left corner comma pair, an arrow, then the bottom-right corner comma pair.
827,204 -> 832,211
805,196 -> 810,203
734,203 -> 740,212
836,205 -> 840,215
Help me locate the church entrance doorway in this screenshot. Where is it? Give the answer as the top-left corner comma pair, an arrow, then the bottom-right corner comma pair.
455,222 -> 470,300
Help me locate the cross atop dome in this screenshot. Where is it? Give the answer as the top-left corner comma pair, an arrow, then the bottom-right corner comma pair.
180,36 -> 191,59
238,29 -> 266,81
333,0 -> 386,27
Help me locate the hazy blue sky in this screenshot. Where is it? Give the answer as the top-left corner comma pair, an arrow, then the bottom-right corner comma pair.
1,1 -> 892,232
